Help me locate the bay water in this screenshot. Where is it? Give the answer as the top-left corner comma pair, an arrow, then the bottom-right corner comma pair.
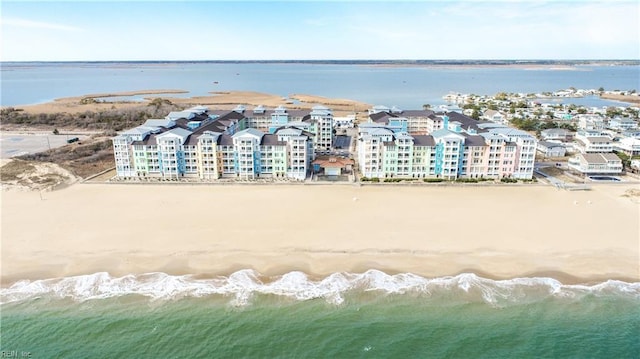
1,62 -> 638,108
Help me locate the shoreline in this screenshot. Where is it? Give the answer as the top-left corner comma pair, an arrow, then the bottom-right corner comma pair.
2,183 -> 638,286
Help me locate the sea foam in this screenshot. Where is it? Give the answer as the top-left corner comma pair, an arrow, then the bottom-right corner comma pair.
2,270 -> 638,306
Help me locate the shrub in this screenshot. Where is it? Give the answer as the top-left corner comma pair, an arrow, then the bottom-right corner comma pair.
424,178 -> 445,183
455,178 -> 478,183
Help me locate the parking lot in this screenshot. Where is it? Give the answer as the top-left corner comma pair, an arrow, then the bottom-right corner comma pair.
0,133 -> 90,158
333,135 -> 352,150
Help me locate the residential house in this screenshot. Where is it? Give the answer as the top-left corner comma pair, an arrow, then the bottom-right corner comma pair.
614,137 -> 640,156
574,130 -> 613,153
483,109 -> 507,124
537,141 -> 567,157
540,128 -> 572,141
608,117 -> 638,131
576,114 -> 606,130
568,153 -> 623,175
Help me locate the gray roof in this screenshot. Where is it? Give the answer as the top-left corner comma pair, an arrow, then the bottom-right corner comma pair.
218,134 -> 233,146
445,111 -> 487,133
581,153 -> 621,164
143,119 -> 175,128
261,135 -> 287,146
539,140 -> 565,149
586,137 -> 611,143
402,110 -> 434,117
541,128 -> 570,135
463,134 -> 488,147
370,112 -> 395,123
412,135 -> 435,146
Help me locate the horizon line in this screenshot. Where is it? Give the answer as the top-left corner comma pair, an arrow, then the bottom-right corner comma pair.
2,59 -> 639,64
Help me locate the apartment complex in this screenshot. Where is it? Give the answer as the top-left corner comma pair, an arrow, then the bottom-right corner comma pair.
113,106 -> 317,180
357,109 -> 537,179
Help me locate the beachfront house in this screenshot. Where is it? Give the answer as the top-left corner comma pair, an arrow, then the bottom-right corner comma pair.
568,153 -> 623,175
614,137 -> 640,156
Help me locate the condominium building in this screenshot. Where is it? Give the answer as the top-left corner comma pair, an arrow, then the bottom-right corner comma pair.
357,109 -> 537,179
368,107 -> 443,134
113,106 -> 313,180
234,105 -> 332,150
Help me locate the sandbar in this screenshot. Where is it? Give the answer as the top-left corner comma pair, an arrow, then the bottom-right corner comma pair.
7,90 -> 371,117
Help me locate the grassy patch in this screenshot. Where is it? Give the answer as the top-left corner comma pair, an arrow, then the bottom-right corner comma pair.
0,160 -> 36,181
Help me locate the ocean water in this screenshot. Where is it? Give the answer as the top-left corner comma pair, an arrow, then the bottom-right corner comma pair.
2,270 -> 639,358
1,62 -> 638,108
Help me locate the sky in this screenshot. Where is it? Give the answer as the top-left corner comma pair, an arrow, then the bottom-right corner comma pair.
1,1 -> 638,61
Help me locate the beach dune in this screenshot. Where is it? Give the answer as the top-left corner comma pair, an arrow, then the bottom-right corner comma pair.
1,183 -> 638,285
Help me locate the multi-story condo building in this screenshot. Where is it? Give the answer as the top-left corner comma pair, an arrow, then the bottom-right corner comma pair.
310,105 -> 334,150
113,106 -> 314,180
368,107 -> 444,134
233,105 -> 332,150
357,109 -> 537,179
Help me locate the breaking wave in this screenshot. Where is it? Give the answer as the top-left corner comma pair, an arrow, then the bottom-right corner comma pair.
2,270 -> 639,306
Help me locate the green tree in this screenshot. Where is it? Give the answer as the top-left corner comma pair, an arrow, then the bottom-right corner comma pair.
495,92 -> 508,101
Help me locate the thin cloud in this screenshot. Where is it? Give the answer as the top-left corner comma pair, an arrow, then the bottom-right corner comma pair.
2,17 -> 82,31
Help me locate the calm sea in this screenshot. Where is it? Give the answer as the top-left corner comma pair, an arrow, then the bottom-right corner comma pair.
1,271 -> 639,358
1,62 -> 638,108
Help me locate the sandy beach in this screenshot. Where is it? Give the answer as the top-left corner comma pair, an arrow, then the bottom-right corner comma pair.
1,183 -> 638,286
